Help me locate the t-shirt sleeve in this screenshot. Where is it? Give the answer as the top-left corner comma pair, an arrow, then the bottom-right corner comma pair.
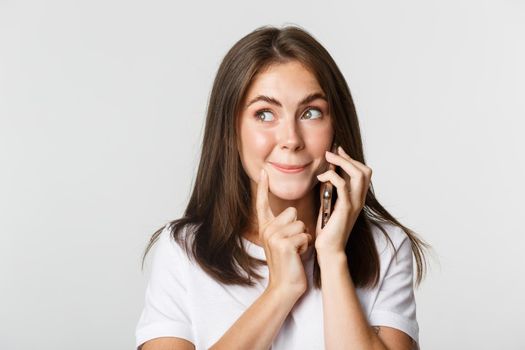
369,226 -> 420,347
135,225 -> 195,349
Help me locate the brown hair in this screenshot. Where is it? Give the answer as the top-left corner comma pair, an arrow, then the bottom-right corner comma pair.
141,24 -> 430,289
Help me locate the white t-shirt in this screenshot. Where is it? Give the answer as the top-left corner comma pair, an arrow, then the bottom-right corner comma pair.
135,222 -> 419,349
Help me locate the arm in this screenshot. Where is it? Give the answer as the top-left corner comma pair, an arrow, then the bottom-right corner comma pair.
140,286 -> 300,350
209,167 -> 310,349
141,337 -> 195,350
316,147 -> 418,349
209,287 -> 300,350
317,252 -> 415,350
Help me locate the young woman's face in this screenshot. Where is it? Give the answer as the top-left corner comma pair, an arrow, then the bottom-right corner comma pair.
238,60 -> 334,200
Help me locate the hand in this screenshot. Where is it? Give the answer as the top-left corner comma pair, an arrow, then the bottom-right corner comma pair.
256,168 -> 313,299
315,146 -> 372,255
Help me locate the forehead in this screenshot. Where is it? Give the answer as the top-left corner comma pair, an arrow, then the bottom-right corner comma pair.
245,61 -> 323,98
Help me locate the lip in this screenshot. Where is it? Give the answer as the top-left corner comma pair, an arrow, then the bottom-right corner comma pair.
270,162 -> 310,173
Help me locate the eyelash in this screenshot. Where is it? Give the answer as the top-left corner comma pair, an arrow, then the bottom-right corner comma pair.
254,107 -> 323,122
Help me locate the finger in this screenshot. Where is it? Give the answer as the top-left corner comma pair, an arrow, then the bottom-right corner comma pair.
256,169 -> 275,230
336,146 -> 372,200
263,206 -> 299,241
325,150 -> 364,183
273,220 -> 306,239
317,169 -> 352,209
272,206 -> 298,227
316,193 -> 324,232
337,146 -> 373,183
325,151 -> 367,206
285,233 -> 312,254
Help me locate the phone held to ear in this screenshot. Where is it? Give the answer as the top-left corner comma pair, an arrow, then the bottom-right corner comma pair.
321,142 -> 338,229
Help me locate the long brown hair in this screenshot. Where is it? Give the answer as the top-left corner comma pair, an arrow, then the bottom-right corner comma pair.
141,24 -> 430,289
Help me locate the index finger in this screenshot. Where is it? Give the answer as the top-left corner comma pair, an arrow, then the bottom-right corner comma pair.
256,168 -> 274,229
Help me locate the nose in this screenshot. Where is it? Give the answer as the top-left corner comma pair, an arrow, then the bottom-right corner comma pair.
277,117 -> 304,151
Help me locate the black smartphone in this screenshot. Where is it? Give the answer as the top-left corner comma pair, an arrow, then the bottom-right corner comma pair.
321,141 -> 338,228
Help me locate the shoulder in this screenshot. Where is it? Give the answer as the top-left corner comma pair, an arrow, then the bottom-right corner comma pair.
369,221 -> 412,262
150,222 -> 197,269
159,221 -> 199,248
367,221 -> 419,344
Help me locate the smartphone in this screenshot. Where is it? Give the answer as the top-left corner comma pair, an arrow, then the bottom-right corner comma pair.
321,141 -> 338,228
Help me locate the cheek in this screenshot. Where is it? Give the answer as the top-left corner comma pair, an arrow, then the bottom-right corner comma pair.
307,128 -> 333,155
250,133 -> 273,154
240,128 -> 274,176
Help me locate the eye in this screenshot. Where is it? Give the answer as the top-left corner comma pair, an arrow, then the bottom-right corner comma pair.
301,107 -> 323,120
254,109 -> 275,122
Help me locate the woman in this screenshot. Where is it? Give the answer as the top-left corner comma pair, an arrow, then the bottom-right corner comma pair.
136,25 -> 429,350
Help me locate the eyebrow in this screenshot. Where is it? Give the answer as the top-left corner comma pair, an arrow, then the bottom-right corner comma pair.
244,92 -> 327,109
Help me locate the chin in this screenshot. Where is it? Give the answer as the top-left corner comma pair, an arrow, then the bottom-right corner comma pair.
269,182 -> 313,201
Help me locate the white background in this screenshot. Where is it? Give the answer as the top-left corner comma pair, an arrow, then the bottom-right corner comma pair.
1,1 -> 524,349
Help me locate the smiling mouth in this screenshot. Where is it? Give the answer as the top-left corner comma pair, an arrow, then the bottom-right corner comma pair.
270,162 -> 310,173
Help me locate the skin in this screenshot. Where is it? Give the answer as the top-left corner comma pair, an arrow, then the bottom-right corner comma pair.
237,60 -> 416,349
238,60 -> 334,243
141,60 -> 416,349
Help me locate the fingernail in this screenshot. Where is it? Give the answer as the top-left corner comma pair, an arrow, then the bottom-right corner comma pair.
338,146 -> 346,154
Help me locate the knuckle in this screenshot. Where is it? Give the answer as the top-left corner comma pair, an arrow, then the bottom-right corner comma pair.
296,220 -> 306,232
267,234 -> 279,247
261,224 -> 273,240
286,207 -> 297,219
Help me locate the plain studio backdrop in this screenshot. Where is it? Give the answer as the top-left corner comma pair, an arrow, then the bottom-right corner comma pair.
1,0 -> 524,349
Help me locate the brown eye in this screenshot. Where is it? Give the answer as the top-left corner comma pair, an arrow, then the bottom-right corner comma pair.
302,107 -> 322,120
254,109 -> 275,122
